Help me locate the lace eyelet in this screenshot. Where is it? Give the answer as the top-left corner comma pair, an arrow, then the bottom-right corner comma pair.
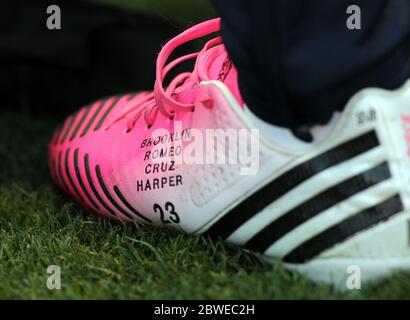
146,124 -> 152,130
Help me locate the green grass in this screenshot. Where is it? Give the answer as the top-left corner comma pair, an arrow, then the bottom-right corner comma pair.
1,112 -> 410,300
1,0 -> 410,300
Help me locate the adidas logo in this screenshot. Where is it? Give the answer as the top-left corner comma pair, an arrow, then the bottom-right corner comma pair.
205,130 -> 404,263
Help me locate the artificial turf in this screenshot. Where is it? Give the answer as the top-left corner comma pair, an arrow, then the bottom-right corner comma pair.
1,0 -> 410,300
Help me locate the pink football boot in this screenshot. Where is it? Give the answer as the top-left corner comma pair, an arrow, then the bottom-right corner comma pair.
49,18 -> 410,287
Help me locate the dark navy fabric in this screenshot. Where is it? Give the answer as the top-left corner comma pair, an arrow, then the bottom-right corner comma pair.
213,0 -> 410,130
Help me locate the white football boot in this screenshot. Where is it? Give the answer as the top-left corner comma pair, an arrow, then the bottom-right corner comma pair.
49,18 -> 410,288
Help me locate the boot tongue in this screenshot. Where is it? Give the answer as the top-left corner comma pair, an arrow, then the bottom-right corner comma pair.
196,44 -> 244,107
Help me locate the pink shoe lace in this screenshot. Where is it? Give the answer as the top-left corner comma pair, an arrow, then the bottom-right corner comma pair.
109,18 -> 222,132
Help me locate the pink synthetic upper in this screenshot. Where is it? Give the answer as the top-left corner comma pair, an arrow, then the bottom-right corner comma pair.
48,18 -> 244,221
106,18 -> 243,132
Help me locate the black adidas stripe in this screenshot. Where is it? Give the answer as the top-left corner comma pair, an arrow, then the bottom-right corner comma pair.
205,130 -> 380,240
283,194 -> 403,263
74,149 -> 99,211
60,110 -> 80,144
93,95 -> 122,131
84,154 -> 117,217
59,116 -> 73,144
57,150 -> 70,193
114,186 -> 152,223
95,165 -> 134,220
64,149 -> 84,203
69,105 -> 91,141
80,100 -> 106,137
245,162 -> 391,253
